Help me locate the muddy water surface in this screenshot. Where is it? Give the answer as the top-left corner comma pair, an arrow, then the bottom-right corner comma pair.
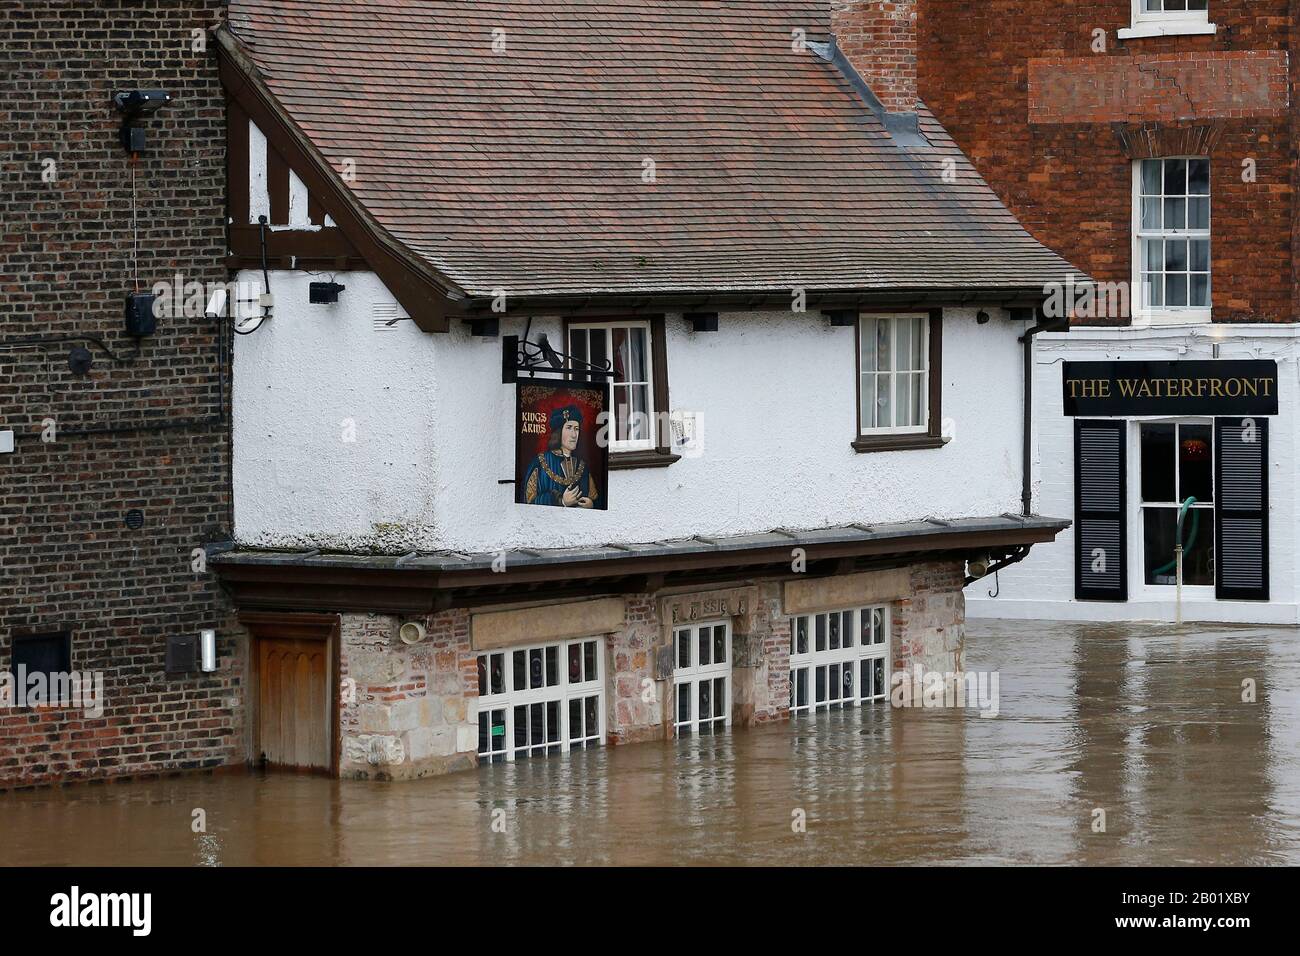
2,620 -> 1298,866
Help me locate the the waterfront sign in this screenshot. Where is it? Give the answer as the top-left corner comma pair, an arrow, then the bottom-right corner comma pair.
1062,360 -> 1279,417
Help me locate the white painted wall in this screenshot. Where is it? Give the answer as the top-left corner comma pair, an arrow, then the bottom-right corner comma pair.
967,324 -> 1300,624
232,273 -> 1036,554
232,270 -> 440,552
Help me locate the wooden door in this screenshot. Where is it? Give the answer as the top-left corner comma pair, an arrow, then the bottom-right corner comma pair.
257,636 -> 332,771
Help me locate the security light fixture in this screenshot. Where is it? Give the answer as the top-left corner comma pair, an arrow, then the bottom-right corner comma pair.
112,89 -> 171,152
204,287 -> 227,320
976,311 -> 992,325
466,317 -> 499,338
309,281 -> 346,304
823,309 -> 858,327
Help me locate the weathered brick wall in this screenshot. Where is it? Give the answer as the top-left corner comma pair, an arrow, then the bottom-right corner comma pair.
735,582 -> 790,725
832,0 -> 918,112
607,594 -> 661,745
335,564 -> 974,781
0,0 -> 239,788
339,611 -> 476,780
919,0 -> 1297,324
892,560 -> 966,674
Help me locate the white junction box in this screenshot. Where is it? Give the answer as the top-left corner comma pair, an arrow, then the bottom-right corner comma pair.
0,429 -> 15,454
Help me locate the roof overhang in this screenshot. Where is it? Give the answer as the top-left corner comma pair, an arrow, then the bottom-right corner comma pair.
212,515 -> 1068,615
453,286 -> 1055,318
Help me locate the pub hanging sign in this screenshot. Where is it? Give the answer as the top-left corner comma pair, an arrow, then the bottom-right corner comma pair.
515,380 -> 609,510
1062,360 -> 1278,417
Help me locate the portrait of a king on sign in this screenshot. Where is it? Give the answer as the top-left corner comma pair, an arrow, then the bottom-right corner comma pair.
516,381 -> 609,511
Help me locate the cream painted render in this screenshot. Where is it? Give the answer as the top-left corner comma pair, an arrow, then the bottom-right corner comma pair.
966,324 -> 1299,625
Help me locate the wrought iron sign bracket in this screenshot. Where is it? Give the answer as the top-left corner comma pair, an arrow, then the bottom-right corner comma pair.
501,319 -> 616,384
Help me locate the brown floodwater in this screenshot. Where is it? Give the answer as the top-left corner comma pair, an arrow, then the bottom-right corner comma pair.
2,619 -> 1298,866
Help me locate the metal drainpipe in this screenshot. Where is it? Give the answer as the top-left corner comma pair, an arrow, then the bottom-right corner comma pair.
1019,314 -> 1070,517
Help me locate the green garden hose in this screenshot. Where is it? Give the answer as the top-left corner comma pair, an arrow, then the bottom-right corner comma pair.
1154,497 -> 1199,577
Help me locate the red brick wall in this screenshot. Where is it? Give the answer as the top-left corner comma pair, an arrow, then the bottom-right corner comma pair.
918,0 -> 1297,324
833,0 -> 918,112
0,0 -> 241,788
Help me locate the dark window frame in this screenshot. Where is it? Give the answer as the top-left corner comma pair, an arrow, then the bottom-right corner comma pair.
562,314 -> 679,470
853,309 -> 947,453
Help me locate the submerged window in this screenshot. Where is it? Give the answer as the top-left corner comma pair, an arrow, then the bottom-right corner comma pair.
475,638 -> 604,763
673,622 -> 732,737
1140,421 -> 1215,586
790,606 -> 890,715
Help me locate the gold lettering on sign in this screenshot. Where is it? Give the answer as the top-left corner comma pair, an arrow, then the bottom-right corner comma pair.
1068,378 -> 1111,399
520,410 -> 548,436
1099,376 -> 1273,401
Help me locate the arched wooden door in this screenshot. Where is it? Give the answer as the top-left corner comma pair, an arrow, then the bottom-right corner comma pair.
242,612 -> 338,774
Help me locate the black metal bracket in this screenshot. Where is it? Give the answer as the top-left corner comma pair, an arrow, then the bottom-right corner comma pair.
501,319 -> 615,384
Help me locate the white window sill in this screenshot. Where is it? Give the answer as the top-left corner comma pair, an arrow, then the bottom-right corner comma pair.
1131,309 -> 1213,328
1118,20 -> 1217,39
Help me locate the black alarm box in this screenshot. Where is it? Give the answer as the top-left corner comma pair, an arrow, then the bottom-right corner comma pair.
124,292 -> 158,336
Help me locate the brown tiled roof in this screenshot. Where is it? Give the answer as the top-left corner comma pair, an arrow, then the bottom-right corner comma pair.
227,0 -> 1077,303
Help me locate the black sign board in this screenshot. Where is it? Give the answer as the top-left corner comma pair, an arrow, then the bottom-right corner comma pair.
1062,360 -> 1278,417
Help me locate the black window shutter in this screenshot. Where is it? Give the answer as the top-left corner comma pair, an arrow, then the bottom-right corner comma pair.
1215,417 -> 1269,601
1075,420 -> 1127,601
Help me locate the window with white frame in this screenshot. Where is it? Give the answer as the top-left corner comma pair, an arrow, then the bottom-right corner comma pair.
1135,158 -> 1211,320
789,606 -> 889,715
568,321 -> 655,451
476,638 -> 604,763
859,314 -> 929,434
1123,0 -> 1214,38
673,622 -> 731,736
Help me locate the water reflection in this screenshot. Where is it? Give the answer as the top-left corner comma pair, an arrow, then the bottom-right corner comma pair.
1,620 -> 1297,866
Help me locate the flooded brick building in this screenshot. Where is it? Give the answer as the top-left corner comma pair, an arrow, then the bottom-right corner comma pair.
0,0 -> 241,789
922,1 -> 1300,623
4,1 -> 1079,788
211,0 -> 1070,779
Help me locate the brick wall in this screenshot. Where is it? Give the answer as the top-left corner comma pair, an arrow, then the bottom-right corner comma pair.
832,0 -> 918,112
607,594 -> 661,745
893,560 -> 966,673
918,0 -> 1297,324
339,611 -> 476,780
0,0 -> 240,788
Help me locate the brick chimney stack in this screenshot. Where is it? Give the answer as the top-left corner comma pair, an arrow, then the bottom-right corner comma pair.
830,0 -> 918,113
